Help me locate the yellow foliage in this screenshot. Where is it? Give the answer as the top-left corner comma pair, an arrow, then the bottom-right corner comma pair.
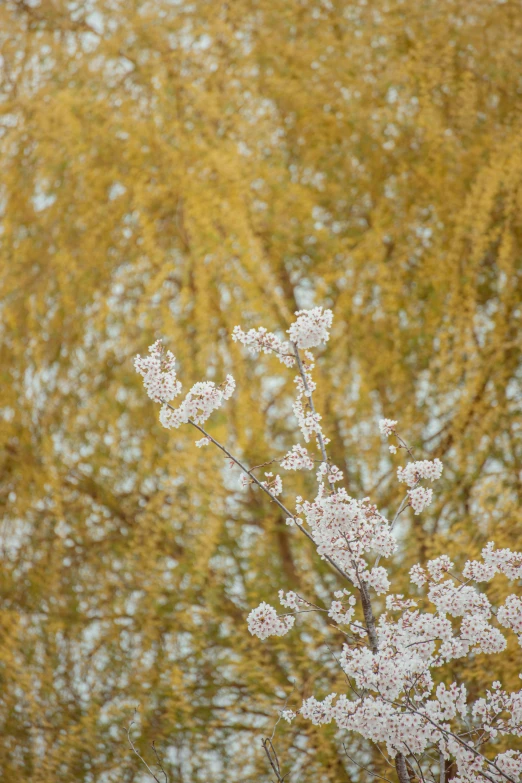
1,0 -> 522,780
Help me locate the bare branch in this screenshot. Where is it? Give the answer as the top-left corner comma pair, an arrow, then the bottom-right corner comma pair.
127,719 -> 165,783
342,743 -> 394,783
151,741 -> 169,783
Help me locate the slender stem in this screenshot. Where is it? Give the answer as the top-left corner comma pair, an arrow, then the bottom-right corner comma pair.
292,349 -> 411,783
151,742 -> 169,783
262,738 -> 285,783
292,343 -> 330,469
343,744 -> 394,783
127,721 -> 164,783
186,418 -> 354,586
291,345 -> 382,653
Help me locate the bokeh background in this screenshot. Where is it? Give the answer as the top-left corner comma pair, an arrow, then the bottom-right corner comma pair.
1,0 -> 522,780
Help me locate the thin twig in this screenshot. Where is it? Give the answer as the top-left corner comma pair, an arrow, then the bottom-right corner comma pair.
262,737 -> 285,782
342,744 -> 393,783
269,682 -> 296,742
151,741 -> 169,783
127,719 -> 165,783
185,416 -> 355,587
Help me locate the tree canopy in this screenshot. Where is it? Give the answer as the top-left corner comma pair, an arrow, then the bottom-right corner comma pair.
1,1 -> 521,780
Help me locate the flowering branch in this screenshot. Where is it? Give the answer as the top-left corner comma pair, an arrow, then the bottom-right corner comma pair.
134,307 -> 522,783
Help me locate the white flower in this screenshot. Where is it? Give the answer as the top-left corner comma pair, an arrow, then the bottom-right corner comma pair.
378,418 -> 398,437
247,602 -> 295,640
159,375 -> 235,429
287,307 -> 333,349
397,459 -> 443,488
134,340 -> 182,403
232,325 -> 295,367
408,486 -> 433,514
281,444 -> 315,471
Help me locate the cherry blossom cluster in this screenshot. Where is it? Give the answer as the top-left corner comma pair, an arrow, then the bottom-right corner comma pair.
316,461 -> 343,484
379,418 -> 398,437
246,602 -> 295,639
231,325 -> 295,367
134,340 -> 236,439
159,376 -> 236,429
292,357 -> 324,443
287,307 -> 333,349
328,589 -> 357,624
280,444 -> 315,471
408,486 -> 433,514
134,340 -> 181,402
261,472 -> 283,497
397,458 -> 443,487
395,459 -> 444,514
295,487 -> 397,588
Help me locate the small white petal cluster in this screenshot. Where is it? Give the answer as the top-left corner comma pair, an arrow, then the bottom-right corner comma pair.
385,594 -> 417,611
296,487 -> 397,587
280,444 -> 314,471
195,437 -> 210,448
481,541 -> 522,580
135,341 -> 236,433
397,459 -> 443,487
159,376 -> 236,429
495,751 -> 522,779
408,486 -> 433,514
410,563 -> 428,587
278,590 -> 301,610
232,325 -> 295,367
134,340 -> 181,403
315,462 -> 343,485
328,592 -> 356,624
293,404 -> 322,443
473,683 -> 522,740
328,465 -> 343,483
379,418 -> 398,437
247,602 -> 295,640
293,368 -> 323,443
362,566 -> 391,595
287,307 -> 333,349
498,595 -> 522,637
426,554 -> 453,582
261,472 -> 283,497
300,693 -> 337,725
428,581 -> 491,619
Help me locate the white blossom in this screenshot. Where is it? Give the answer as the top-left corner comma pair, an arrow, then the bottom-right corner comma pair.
247,602 -> 295,640
379,418 -> 398,437
134,340 -> 181,402
159,375 -> 236,429
397,459 -> 443,487
280,444 -> 315,471
287,307 -> 333,349
408,486 -> 433,514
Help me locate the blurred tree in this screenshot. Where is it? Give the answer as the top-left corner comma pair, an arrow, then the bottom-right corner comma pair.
0,0 -> 521,780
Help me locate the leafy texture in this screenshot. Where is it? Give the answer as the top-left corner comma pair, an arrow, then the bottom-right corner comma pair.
1,0 -> 522,780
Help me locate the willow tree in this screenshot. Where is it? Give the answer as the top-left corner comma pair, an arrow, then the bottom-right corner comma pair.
0,0 -> 521,780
